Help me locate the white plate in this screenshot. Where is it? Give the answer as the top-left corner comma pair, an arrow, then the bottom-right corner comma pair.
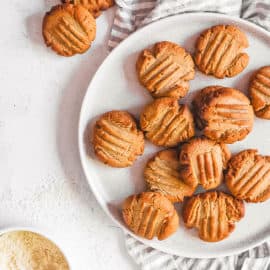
79,13 -> 270,258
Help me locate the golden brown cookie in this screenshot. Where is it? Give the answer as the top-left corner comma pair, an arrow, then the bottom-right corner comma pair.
193,86 -> 254,144
195,25 -> 249,78
140,98 -> 195,147
144,149 -> 196,203
249,66 -> 270,119
122,192 -> 179,240
179,137 -> 231,190
93,110 -> 144,167
183,191 -> 245,242
43,4 -> 96,56
62,0 -> 114,17
226,149 -> 270,203
136,41 -> 195,99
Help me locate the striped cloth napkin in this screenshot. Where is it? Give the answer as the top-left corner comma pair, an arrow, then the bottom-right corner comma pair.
108,1 -> 270,269
108,0 -> 270,51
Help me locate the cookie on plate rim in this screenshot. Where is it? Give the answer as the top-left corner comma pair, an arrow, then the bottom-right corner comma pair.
93,110 -> 144,167
122,192 -> 179,240
249,66 -> 270,119
225,149 -> 270,203
183,191 -> 245,242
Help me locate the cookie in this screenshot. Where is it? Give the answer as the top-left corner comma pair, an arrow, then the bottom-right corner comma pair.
183,191 -> 245,242
144,149 -> 196,203
249,66 -> 270,119
193,86 -> 254,143
122,192 -> 179,240
93,110 -> 144,167
140,97 -> 195,147
43,4 -> 96,56
226,149 -> 270,203
195,25 -> 249,78
136,41 -> 195,99
62,0 -> 114,17
179,137 -> 231,190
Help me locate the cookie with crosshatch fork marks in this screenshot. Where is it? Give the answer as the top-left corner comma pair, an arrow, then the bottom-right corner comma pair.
136,41 -> 195,99
62,0 -> 114,18
195,25 -> 249,78
183,191 -> 245,242
179,137 -> 231,190
144,149 -> 196,203
226,149 -> 270,203
140,97 -> 195,147
193,86 -> 254,144
249,66 -> 270,119
93,110 -> 144,167
42,4 -> 96,56
122,192 -> 179,240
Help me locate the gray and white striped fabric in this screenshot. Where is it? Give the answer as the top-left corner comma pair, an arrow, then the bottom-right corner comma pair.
108,0 -> 270,51
125,233 -> 270,270
108,0 -> 270,269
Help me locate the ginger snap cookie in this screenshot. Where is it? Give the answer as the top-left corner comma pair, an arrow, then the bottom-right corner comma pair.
193,86 -> 254,144
136,41 -> 195,99
183,191 -> 245,242
249,66 -> 270,119
43,4 -> 96,56
62,0 -> 114,17
179,137 -> 231,190
144,149 -> 196,203
140,97 -> 195,147
226,149 -> 270,203
195,25 -> 249,78
93,110 -> 144,167
122,192 -> 179,240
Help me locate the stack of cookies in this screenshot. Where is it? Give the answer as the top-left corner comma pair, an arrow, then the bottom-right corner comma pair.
42,0 -> 115,56
91,24 -> 270,242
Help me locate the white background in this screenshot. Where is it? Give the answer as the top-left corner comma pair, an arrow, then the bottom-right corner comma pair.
0,0 -> 138,269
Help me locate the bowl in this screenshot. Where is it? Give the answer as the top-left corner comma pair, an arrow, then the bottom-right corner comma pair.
0,226 -> 71,269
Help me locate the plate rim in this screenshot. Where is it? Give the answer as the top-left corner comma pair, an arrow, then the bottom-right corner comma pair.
78,12 -> 270,258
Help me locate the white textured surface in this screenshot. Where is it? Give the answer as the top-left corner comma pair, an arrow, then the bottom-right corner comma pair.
0,1 -> 137,269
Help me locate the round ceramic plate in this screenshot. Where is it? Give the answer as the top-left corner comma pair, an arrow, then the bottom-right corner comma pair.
79,13 -> 270,258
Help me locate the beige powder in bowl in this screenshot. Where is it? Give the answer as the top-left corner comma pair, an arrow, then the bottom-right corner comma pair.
0,230 -> 69,270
